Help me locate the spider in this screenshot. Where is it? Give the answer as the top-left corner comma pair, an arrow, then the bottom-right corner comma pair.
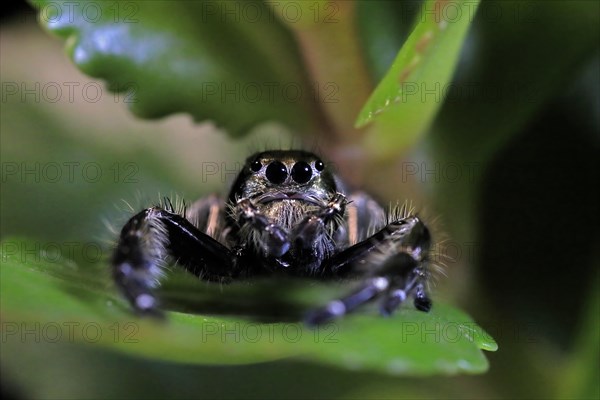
111,150 -> 434,326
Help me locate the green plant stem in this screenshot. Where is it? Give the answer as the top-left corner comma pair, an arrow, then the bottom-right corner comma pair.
272,1 -> 373,143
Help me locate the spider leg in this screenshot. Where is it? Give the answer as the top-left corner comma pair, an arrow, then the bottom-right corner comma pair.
413,282 -> 432,312
186,194 -> 222,238
234,198 -> 290,257
321,224 -> 401,278
305,277 -> 390,326
307,216 -> 432,326
112,207 -> 235,315
377,255 -> 424,315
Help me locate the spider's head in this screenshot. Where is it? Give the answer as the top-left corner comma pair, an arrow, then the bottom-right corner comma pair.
228,150 -> 338,206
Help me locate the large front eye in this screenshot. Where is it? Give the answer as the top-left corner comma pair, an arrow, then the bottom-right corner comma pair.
265,161 -> 288,184
291,161 -> 312,183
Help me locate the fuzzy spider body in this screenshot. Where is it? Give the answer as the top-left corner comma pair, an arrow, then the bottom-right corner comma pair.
112,150 -> 434,325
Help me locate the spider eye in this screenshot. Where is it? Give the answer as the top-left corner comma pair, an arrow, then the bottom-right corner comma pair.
265,161 -> 288,184
250,159 -> 262,172
291,161 -> 312,184
315,159 -> 325,172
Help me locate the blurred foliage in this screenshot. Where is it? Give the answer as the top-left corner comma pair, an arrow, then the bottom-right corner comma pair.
1,0 -> 599,398
32,0 -> 320,136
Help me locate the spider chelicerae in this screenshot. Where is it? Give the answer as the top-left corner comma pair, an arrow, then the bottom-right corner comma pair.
112,150 -> 434,325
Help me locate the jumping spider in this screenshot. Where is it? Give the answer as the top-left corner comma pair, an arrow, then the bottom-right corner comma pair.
112,150 -> 433,325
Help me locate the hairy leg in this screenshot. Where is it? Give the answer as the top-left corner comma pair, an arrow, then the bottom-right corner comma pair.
112,206 -> 235,315
307,216 -> 433,326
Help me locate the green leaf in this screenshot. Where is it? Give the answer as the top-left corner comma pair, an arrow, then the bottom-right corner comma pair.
1,237 -> 496,376
355,0 -> 480,157
30,0 -> 320,136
